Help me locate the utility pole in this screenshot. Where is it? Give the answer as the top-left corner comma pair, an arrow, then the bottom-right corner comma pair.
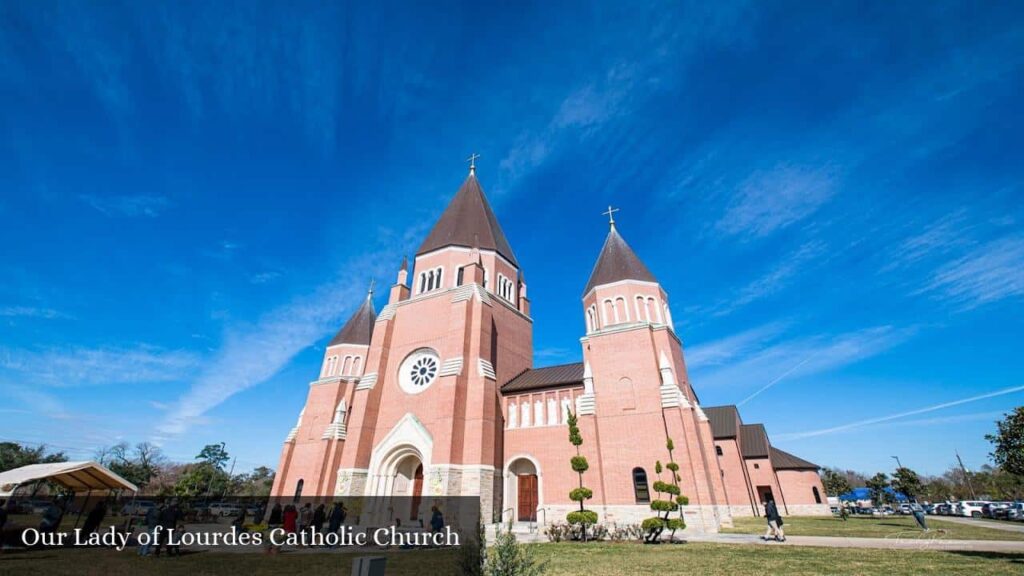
891,455 -> 903,470
956,450 -> 977,500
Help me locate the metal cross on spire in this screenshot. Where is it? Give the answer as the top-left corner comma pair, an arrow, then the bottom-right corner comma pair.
467,152 -> 481,174
602,205 -> 620,228
367,278 -> 375,299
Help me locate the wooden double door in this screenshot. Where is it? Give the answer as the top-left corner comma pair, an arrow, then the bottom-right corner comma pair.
517,474 -> 538,522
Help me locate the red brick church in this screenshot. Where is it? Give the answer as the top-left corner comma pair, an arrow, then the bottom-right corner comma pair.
270,165 -> 829,532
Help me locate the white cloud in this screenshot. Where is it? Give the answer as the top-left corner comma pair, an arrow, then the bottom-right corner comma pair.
0,345 -> 199,387
916,236 -> 1024,309
689,325 -> 914,396
80,194 -> 170,217
715,165 -> 836,238
776,385 -> 1024,441
0,306 -> 69,319
685,322 -> 789,368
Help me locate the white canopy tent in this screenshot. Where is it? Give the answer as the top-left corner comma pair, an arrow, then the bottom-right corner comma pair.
0,460 -> 138,497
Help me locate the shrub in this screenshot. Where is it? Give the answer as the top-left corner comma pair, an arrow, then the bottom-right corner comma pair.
567,510 -> 598,526
544,522 -> 571,543
644,436 -> 689,543
569,487 -> 593,502
641,517 -> 665,532
570,456 -> 590,473
609,524 -> 645,542
485,524 -> 547,576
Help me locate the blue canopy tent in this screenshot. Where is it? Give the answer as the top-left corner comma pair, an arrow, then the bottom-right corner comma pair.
839,487 -> 908,502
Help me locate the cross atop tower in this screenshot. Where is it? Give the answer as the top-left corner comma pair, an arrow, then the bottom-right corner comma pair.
602,205 -> 620,228
367,278 -> 375,299
467,152 -> 481,175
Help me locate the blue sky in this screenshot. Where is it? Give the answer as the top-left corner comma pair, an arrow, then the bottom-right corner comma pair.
1,1 -> 1022,477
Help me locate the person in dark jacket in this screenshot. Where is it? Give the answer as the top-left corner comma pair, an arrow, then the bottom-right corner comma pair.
429,506 -> 444,533
267,503 -> 283,528
154,500 -> 182,557
327,502 -> 344,534
761,499 -> 785,542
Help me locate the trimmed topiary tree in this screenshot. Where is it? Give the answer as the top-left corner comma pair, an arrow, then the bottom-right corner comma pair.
565,408 -> 597,540
643,437 -> 689,543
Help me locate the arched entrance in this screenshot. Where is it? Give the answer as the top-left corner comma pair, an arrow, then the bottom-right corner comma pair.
505,456 -> 541,523
386,451 -> 425,522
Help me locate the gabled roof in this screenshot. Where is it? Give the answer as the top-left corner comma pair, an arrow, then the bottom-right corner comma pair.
0,461 -> 138,496
771,447 -> 820,471
417,173 -> 518,266
583,226 -> 657,296
740,423 -> 771,458
501,362 -> 585,393
328,296 -> 376,346
704,405 -> 742,439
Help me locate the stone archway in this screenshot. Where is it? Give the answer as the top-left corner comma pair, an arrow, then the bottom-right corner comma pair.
504,455 -> 542,523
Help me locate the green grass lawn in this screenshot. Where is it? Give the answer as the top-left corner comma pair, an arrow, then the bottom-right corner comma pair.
722,515 -> 1024,542
2,542 -> 1023,576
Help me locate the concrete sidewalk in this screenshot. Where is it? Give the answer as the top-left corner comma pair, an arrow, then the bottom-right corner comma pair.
933,516 -> 1024,533
687,532 -> 1024,553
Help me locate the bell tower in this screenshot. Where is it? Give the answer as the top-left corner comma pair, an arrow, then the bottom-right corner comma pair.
577,212 -> 732,531
333,165 -> 532,523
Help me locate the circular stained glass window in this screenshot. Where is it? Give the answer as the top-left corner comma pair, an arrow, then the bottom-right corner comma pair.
398,349 -> 440,394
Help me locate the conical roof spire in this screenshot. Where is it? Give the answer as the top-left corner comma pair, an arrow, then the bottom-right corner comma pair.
328,290 -> 377,346
583,223 -> 657,296
416,172 -> 518,266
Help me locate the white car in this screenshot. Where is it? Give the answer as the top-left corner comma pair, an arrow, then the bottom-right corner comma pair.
208,502 -> 243,516
956,500 -> 989,518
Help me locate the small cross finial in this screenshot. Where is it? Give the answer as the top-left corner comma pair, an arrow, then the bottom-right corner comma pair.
467,152 -> 481,174
602,205 -> 620,228
367,279 -> 375,298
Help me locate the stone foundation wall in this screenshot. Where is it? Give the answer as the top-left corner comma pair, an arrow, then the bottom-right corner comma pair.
538,504 -> 733,533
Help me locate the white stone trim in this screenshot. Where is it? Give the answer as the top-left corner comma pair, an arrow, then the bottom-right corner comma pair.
576,392 -> 595,415
582,279 -> 662,301
439,356 -> 464,377
478,358 -> 496,380
694,404 -> 709,422
660,385 -> 690,409
416,245 -> 518,271
377,304 -> 397,321
325,343 -> 370,351
367,413 -> 434,498
356,372 -> 378,390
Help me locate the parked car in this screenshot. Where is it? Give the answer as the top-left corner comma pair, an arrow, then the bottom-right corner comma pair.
988,502 -> 1013,520
1004,503 -> 1024,521
208,502 -> 243,516
933,503 -> 953,516
956,500 -> 990,518
898,503 -> 913,515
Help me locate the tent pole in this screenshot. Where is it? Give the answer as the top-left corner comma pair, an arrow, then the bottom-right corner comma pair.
75,490 -> 91,530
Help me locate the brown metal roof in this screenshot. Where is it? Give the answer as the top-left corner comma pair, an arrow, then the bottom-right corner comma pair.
501,362 -> 584,393
740,423 -> 771,458
771,447 -> 820,470
417,173 -> 518,266
583,226 -> 657,295
704,405 -> 741,439
328,296 -> 376,346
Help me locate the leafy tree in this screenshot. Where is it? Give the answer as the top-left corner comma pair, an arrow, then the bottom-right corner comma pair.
232,466 -> 275,497
891,467 -> 923,500
986,407 -> 1024,476
564,409 -> 596,539
196,443 -> 231,470
865,473 -> 891,506
0,442 -> 67,473
643,437 -> 688,543
821,468 -> 852,497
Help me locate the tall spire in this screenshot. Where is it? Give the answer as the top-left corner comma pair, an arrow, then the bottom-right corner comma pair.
328,293 -> 377,346
583,219 -> 657,296
417,170 -> 518,265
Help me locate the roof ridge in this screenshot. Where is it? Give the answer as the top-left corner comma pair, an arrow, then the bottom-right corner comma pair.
416,173 -> 518,266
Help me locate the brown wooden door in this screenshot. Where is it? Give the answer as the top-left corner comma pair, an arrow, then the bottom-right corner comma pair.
410,464 -> 423,520
517,474 -> 538,522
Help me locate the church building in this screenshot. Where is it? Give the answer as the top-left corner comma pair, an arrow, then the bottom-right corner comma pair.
270,166 -> 829,532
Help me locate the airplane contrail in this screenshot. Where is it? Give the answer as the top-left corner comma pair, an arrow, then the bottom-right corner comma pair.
776,384 -> 1024,440
737,356 -> 813,407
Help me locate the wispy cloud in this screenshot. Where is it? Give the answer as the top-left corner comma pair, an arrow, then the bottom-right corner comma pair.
1,383 -> 71,420
915,236 -> 1024,310
80,194 -> 170,217
0,345 -> 198,387
880,211 -> 972,274
776,385 -> 1024,441
535,347 -> 575,363
688,325 -> 915,397
0,306 -> 70,320
685,322 -> 789,368
691,241 -> 825,318
715,165 -> 836,239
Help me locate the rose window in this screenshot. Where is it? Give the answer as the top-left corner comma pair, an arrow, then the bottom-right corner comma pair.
398,349 -> 440,394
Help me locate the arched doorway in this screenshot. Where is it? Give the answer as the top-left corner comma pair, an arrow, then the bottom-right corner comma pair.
391,453 -> 425,522
505,456 -> 540,523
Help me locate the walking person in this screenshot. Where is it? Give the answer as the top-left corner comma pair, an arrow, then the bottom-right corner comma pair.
298,502 -> 313,537
312,503 -> 326,533
911,502 -> 929,531
761,499 -> 786,542
283,504 -> 298,534
430,505 -> 444,534
80,501 -> 107,538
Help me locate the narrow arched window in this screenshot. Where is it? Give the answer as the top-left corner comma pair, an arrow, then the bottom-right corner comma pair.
616,297 -> 629,322
813,486 -> 822,504
650,297 -> 662,323
342,356 -> 353,375
353,356 -> 362,374
294,479 -> 304,502
419,273 -> 426,294
715,446 -> 724,456
603,299 -> 614,324
586,309 -> 594,333
436,267 -> 443,289
635,296 -> 645,322
632,468 -> 651,503
508,402 -> 517,429
521,401 -> 531,427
